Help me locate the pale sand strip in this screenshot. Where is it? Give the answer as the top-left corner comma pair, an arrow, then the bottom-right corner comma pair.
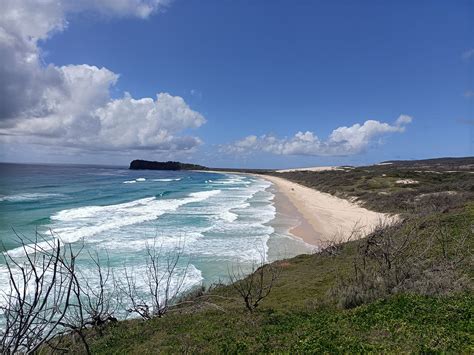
258,174 -> 394,247
276,166 -> 347,173
269,183 -> 322,246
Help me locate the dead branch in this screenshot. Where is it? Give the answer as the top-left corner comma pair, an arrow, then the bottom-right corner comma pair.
0,231 -> 79,354
228,257 -> 281,312
117,239 -> 190,319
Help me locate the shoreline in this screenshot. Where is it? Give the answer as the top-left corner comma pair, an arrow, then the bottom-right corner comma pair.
199,170 -> 393,248
259,175 -> 392,247
269,181 -> 323,246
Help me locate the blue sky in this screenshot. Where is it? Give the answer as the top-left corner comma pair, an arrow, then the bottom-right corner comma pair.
0,0 -> 472,168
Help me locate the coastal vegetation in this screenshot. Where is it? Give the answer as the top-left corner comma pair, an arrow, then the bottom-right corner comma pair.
269,157 -> 474,214
129,160 -> 207,171
1,158 -> 473,353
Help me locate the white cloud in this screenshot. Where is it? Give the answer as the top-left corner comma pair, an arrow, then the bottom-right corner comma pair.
0,0 -> 66,125
2,65 -> 205,151
93,92 -> 205,150
0,0 -> 170,43
5,64 -> 116,138
464,91 -> 474,98
222,115 -> 412,157
0,0 -> 205,154
394,114 -> 412,125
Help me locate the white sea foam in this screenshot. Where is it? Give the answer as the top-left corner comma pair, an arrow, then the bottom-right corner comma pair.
167,175 -> 276,262
218,210 -> 238,222
0,259 -> 203,316
153,178 -> 182,182
51,191 -> 221,241
123,177 -> 147,183
0,265 -> 30,307
96,232 -> 204,252
77,262 -> 203,296
108,263 -> 203,318
191,232 -> 271,263
8,190 -> 222,256
212,177 -> 251,185
235,202 -> 250,209
0,193 -> 63,202
5,238 -> 65,258
178,177 -> 274,229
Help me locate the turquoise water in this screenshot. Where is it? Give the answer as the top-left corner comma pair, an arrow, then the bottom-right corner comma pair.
0,163 -> 311,301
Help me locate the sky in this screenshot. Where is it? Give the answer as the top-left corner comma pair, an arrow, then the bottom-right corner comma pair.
0,0 -> 472,168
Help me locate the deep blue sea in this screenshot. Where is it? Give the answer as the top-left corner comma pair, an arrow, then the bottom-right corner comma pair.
0,163 -> 311,304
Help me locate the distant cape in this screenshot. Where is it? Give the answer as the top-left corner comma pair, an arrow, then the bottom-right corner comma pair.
129,160 -> 208,171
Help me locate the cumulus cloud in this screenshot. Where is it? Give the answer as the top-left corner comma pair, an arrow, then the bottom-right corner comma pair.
0,1 -> 64,124
222,115 -> 412,156
93,92 -> 205,150
2,65 -> 205,151
0,0 -> 205,153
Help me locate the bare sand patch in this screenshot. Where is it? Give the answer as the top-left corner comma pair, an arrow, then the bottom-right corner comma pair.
259,175 -> 396,247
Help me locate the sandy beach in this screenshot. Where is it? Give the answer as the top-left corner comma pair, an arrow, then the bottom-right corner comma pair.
259,174 -> 393,247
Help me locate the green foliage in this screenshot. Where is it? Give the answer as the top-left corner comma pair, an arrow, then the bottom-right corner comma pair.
55,294 -> 473,354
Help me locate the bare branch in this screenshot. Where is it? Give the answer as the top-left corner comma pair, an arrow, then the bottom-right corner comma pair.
117,239 -> 190,319
0,231 -> 80,354
228,251 -> 281,312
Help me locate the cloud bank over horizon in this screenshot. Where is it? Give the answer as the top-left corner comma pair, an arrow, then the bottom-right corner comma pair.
221,115 -> 412,157
0,0 -> 206,153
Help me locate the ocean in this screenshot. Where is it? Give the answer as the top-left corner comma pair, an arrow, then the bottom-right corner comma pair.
0,163 -> 311,307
